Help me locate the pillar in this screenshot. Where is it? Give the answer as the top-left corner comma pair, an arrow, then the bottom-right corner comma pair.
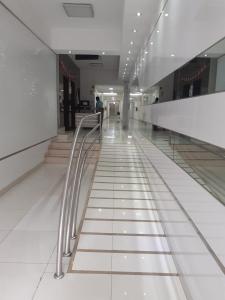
122,82 -> 130,130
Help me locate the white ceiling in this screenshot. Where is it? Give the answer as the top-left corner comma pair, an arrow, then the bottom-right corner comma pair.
1,0 -> 124,53
119,0 -> 165,80
2,0 -> 123,35
1,0 -> 163,81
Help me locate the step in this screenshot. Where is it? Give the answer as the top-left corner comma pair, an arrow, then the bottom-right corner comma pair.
50,142 -> 72,150
48,149 -> 71,156
49,143 -> 100,152
45,156 -> 68,164
45,156 -> 98,165
46,150 -> 99,158
53,137 -> 73,143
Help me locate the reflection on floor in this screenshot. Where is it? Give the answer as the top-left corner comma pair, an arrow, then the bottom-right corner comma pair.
1,118 -> 225,299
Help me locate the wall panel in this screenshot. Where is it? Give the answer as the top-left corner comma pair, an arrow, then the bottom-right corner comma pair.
0,4 -> 57,190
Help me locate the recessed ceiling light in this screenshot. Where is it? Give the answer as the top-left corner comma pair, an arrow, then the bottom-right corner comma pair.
157,30 -> 160,33
128,50 -> 131,54
145,51 -> 148,54
150,42 -> 154,45
130,41 -> 134,45
142,58 -> 145,61
109,88 -> 113,90
125,63 -> 128,66
133,29 -> 137,33
204,54 -> 208,57
102,51 -> 105,55
68,50 -> 72,54
165,13 -> 169,17
63,3 -> 94,18
103,92 -> 118,96
171,54 -> 175,57
137,12 -> 142,17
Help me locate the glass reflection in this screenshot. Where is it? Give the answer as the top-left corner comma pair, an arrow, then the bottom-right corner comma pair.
137,36 -> 225,103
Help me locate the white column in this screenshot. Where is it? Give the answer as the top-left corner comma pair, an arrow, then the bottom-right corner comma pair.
122,82 -> 130,130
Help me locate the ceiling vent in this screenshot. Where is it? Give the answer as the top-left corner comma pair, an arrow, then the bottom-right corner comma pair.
75,54 -> 99,60
63,3 -> 94,18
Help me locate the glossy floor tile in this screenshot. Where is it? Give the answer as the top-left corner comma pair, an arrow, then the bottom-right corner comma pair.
113,236 -> 170,252
85,208 -> 114,219
112,221 -> 164,235
88,198 -> 114,208
72,252 -> 177,274
111,275 -> 187,300
114,183 -> 168,192
34,274 -> 111,300
82,220 -> 113,233
0,230 -> 57,263
78,234 -> 113,250
113,199 -> 157,209
111,253 -> 177,274
0,210 -> 26,230
0,263 -> 46,300
73,252 -> 111,272
113,209 -> 160,221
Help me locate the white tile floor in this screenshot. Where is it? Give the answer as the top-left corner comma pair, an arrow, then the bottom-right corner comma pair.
67,125 -> 188,300
1,119 -> 225,299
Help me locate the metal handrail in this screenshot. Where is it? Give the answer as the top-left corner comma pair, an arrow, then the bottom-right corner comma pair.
54,113 -> 101,279
64,124 -> 100,256
71,134 -> 100,238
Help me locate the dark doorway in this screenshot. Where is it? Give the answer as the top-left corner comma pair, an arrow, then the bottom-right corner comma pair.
193,79 -> 201,96
63,76 -> 70,131
71,81 -> 76,130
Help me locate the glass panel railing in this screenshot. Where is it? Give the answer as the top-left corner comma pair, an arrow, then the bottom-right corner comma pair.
135,120 -> 225,206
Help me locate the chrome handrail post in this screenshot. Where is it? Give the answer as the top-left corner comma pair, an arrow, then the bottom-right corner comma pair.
54,124 -> 82,279
54,113 -> 101,280
64,125 -> 99,256
71,157 -> 85,238
71,134 -> 100,238
63,136 -> 85,257
71,126 -> 100,238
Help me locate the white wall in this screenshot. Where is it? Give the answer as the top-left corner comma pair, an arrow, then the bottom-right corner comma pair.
136,0 -> 225,91
0,142 -> 50,191
80,68 -> 122,108
0,4 -> 57,190
141,91 -> 225,149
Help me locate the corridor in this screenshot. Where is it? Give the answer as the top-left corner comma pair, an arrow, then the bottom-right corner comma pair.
0,119 -> 224,299
2,0 -> 225,299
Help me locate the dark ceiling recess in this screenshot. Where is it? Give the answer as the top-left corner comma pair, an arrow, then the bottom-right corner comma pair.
75,54 -> 100,60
